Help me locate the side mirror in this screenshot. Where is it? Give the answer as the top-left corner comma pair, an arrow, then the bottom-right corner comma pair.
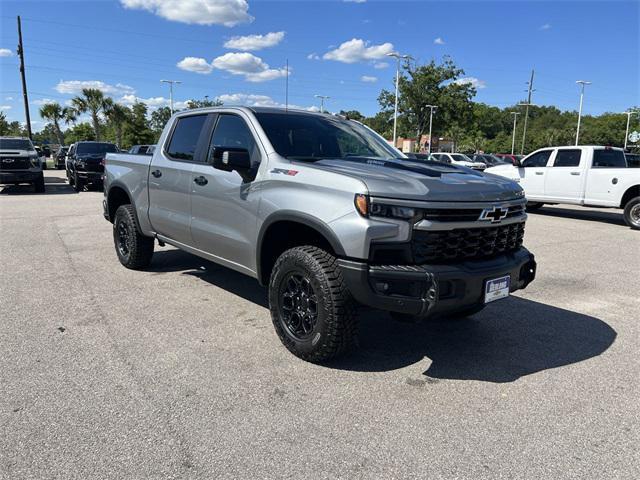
513,158 -> 522,167
212,147 -> 253,181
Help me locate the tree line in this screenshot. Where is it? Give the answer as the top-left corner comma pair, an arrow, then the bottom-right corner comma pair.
0,57 -> 637,153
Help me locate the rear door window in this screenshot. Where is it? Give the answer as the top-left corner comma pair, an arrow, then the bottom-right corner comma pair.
553,149 -> 582,167
522,150 -> 552,168
592,149 -> 627,168
166,114 -> 208,161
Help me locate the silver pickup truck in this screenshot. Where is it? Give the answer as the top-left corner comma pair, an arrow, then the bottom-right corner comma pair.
104,107 -> 536,362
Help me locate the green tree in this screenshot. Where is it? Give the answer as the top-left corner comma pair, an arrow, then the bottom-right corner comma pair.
378,57 -> 476,140
0,111 -> 9,136
38,102 -> 76,146
104,100 -> 130,148
150,106 -> 172,139
339,110 -> 366,122
122,101 -> 154,147
71,88 -> 110,141
186,97 -> 223,109
444,124 -> 465,152
65,122 -> 96,143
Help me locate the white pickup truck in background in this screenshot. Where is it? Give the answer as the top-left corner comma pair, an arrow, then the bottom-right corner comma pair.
485,146 -> 640,229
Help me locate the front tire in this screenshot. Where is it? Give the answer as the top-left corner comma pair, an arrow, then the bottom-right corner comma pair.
526,202 -> 544,211
269,246 -> 357,362
623,196 -> 640,230
73,171 -> 83,192
67,169 -> 74,186
113,205 -> 154,269
34,174 -> 45,193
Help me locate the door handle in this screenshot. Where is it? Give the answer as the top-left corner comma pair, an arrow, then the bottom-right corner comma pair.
151,169 -> 162,178
570,172 -> 580,176
535,171 -> 544,175
194,175 -> 208,186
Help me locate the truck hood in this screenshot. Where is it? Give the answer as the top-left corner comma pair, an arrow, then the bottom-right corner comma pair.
303,157 -> 523,202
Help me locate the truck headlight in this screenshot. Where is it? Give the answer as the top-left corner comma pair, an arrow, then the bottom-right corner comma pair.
354,194 -> 418,220
29,155 -> 40,167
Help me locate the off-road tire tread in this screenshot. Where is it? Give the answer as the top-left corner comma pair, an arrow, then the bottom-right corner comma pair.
114,204 -> 154,269
269,245 -> 357,363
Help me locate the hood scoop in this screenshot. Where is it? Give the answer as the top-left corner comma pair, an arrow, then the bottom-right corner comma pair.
315,157 -> 471,178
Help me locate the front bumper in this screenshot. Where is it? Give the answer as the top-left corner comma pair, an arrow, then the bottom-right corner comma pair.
338,248 -> 536,317
0,170 -> 40,184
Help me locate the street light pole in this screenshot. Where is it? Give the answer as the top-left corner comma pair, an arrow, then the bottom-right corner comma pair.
510,112 -> 520,155
575,80 -> 591,146
386,52 -> 411,148
623,110 -> 635,150
425,104 -> 437,154
160,79 -> 182,114
314,95 -> 330,113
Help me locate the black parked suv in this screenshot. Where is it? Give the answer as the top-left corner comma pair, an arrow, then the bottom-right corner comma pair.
67,141 -> 117,192
0,136 -> 45,192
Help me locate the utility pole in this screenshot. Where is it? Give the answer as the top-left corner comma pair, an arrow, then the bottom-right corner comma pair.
520,69 -> 535,155
575,80 -> 591,146
510,112 -> 520,155
425,105 -> 437,154
160,79 -> 181,114
386,52 -> 412,148
314,95 -> 330,113
17,16 -> 32,140
623,110 -> 636,150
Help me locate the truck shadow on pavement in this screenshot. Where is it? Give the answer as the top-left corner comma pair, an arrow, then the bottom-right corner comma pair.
530,206 -> 626,227
0,179 -> 77,195
150,249 -> 616,383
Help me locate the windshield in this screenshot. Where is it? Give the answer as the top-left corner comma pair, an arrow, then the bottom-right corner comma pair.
76,143 -> 117,155
0,139 -> 35,151
255,112 -> 400,161
451,153 -> 473,162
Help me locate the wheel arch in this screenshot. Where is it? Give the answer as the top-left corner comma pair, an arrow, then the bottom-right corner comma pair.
106,183 -> 134,223
620,185 -> 640,209
257,212 -> 346,286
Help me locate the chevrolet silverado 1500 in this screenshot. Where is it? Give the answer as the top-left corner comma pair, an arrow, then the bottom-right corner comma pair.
103,107 -> 536,361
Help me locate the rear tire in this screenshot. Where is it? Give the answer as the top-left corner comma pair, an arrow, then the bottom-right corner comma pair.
269,246 -> 357,362
34,174 -> 45,193
623,196 -> 640,230
113,205 -> 154,269
526,202 -> 544,211
73,171 -> 83,192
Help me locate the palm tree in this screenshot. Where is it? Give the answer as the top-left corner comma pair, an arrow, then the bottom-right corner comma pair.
104,99 -> 130,148
444,124 -> 465,152
39,102 -> 76,146
71,88 -> 110,141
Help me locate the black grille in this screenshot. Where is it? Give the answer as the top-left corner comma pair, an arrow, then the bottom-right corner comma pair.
412,222 -> 525,264
421,204 -> 525,223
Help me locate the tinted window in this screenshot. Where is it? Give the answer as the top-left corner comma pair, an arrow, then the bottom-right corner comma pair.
76,143 -> 117,154
451,154 -> 473,162
431,153 -> 449,162
255,112 -> 398,161
625,154 -> 640,168
592,149 -> 627,168
166,114 -> 207,161
0,139 -> 34,150
553,149 -> 582,167
209,114 -> 260,164
522,150 -> 552,168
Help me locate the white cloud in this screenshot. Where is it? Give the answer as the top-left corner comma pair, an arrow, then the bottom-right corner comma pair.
323,38 -> 394,64
540,23 -> 552,30
0,105 -> 12,110
119,94 -> 190,111
211,52 -> 289,82
177,56 -> 213,74
217,93 -> 318,111
373,61 -> 389,69
224,31 -> 285,51
120,0 -> 253,26
32,98 -> 58,106
453,77 -> 486,89
434,37 -> 445,45
343,0 -> 367,3
0,48 -> 13,57
307,53 -> 320,61
55,80 -> 136,96
5,96 -> 14,101
361,75 -> 377,83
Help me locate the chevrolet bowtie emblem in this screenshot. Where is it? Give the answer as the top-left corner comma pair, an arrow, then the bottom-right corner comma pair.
479,206 -> 509,223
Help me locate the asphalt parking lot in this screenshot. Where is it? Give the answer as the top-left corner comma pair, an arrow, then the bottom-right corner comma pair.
1,171 -> 638,479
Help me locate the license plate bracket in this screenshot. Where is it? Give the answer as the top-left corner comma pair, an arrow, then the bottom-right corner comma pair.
484,275 -> 511,304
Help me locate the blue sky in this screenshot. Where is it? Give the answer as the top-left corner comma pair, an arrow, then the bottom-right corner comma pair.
1,0 -> 638,131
